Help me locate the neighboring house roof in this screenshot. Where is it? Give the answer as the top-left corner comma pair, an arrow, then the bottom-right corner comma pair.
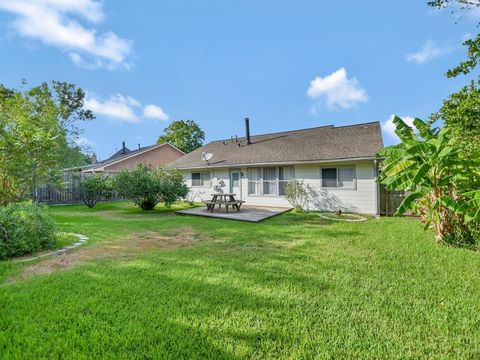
168,121 -> 384,170
106,147 -> 132,161
80,142 -> 184,172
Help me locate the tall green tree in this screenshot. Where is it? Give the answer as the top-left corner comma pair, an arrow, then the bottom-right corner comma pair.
427,1 -> 480,155
430,81 -> 480,156
428,0 -> 480,11
157,120 -> 204,153
0,81 -> 93,204
56,141 -> 91,169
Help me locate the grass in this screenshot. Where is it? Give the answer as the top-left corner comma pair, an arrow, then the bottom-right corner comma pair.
54,232 -> 81,250
318,211 -> 369,221
1,201 -> 480,359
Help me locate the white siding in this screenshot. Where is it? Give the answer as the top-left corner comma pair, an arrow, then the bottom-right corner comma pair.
183,169 -> 230,201
296,161 -> 377,214
181,160 -> 377,214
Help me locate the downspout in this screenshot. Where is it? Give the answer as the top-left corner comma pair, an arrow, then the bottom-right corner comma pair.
240,170 -> 243,200
374,159 -> 380,216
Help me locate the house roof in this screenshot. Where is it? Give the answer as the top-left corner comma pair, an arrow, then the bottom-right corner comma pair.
80,142 -> 184,172
106,147 -> 132,161
168,121 -> 383,170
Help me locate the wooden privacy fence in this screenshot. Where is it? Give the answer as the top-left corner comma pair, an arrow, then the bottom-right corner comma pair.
36,171 -> 123,205
379,185 -> 406,216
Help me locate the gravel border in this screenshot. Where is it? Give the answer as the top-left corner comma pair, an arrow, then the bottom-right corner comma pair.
16,234 -> 89,262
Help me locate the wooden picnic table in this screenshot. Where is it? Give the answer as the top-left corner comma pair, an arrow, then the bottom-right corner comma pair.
203,193 -> 245,213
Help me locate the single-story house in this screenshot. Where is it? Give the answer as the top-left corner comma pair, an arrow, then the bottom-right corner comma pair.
168,119 -> 384,214
79,141 -> 185,173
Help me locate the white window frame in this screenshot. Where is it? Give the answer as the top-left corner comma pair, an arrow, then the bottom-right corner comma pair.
191,171 -> 210,187
229,169 -> 242,193
247,166 -> 295,196
320,166 -> 357,190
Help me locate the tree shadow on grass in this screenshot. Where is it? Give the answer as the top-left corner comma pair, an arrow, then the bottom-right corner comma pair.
3,216 -> 360,359
2,252 -> 316,359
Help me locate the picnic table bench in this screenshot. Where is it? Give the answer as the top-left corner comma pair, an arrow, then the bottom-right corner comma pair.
203,193 -> 245,212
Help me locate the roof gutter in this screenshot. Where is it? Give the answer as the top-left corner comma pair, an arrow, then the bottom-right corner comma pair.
170,156 -> 381,170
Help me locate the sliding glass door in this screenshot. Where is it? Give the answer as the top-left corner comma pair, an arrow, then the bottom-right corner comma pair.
262,167 -> 277,195
247,166 -> 294,196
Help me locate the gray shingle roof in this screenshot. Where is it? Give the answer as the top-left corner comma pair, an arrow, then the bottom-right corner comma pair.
168,121 -> 383,169
106,147 -> 133,161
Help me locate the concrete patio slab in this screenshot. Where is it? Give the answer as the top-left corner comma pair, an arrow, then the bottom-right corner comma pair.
176,205 -> 291,222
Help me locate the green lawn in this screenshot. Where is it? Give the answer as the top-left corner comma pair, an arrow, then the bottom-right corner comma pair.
1,202 -> 479,359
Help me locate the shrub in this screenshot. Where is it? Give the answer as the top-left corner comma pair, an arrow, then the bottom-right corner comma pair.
115,165 -> 189,210
80,175 -> 113,208
0,202 -> 57,260
156,167 -> 189,207
284,179 -> 308,212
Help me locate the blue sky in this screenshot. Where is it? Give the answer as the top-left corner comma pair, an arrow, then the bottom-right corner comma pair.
0,0 -> 478,160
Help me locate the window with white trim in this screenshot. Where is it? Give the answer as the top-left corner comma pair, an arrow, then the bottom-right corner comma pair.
192,172 -> 210,187
247,166 -> 294,196
321,167 -> 355,189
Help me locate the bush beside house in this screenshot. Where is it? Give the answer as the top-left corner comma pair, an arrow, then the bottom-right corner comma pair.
284,180 -> 308,212
115,165 -> 188,210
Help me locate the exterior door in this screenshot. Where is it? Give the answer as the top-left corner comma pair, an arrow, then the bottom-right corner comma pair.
230,171 -> 241,196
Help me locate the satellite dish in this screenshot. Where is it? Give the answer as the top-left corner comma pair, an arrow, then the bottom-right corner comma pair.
201,152 -> 213,162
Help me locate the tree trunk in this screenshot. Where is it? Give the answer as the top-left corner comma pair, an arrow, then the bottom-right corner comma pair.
430,188 -> 453,243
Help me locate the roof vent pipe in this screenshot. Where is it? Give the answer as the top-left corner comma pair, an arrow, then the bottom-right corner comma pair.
245,117 -> 251,145
122,141 -> 126,155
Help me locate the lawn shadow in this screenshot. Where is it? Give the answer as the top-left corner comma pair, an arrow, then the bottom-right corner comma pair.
4,251 -> 311,358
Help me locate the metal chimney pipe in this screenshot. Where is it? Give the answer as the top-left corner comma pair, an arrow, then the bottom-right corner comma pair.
122,141 -> 126,154
245,117 -> 251,145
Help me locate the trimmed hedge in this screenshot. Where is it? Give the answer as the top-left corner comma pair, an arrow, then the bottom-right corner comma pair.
0,202 -> 57,260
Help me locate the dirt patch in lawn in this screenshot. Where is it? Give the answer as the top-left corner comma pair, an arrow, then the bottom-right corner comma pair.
12,227 -> 203,282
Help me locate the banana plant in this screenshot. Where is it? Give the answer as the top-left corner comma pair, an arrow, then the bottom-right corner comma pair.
377,116 -> 480,242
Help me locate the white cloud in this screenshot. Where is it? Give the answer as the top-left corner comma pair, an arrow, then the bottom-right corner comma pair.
84,94 -> 140,123
0,0 -> 133,70
382,115 -> 415,142
405,40 -> 450,64
143,104 -> 169,121
84,93 -> 169,124
74,136 -> 95,147
68,52 -> 103,70
307,68 -> 368,109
